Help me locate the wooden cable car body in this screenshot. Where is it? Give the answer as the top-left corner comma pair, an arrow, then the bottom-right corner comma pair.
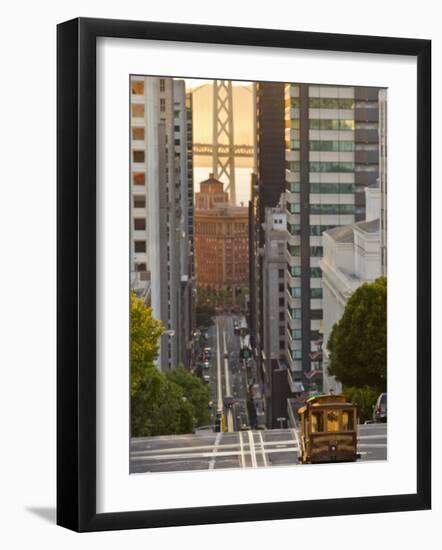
297,394 -> 359,464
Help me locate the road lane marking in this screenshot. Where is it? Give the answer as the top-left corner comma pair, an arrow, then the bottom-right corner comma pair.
222,328 -> 231,395
258,431 -> 268,467
248,431 -> 258,468
209,432 -> 222,470
216,319 -> 223,411
131,439 -> 300,456
238,431 -> 245,468
132,447 -> 299,461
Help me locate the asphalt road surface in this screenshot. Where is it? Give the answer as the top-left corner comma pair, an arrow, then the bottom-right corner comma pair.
130,423 -> 387,473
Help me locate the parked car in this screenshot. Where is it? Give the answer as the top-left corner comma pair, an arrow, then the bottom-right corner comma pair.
202,374 -> 211,384
372,392 -> 387,423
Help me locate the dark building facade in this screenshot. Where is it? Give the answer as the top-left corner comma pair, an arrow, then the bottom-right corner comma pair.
249,82 -> 287,427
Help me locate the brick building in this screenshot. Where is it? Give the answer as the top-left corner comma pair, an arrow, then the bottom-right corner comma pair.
194,174 -> 249,290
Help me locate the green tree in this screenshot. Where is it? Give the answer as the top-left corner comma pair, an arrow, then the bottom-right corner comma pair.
130,292 -> 196,437
327,277 -> 387,392
167,365 -> 211,426
130,291 -> 164,397
343,386 -> 379,423
131,370 -> 194,436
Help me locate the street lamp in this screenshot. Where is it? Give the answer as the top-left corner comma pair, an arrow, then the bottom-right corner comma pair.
163,329 -> 176,337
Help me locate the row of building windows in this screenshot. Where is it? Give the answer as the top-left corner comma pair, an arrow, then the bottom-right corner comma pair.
310,204 -> 355,215
288,119 -> 355,130
285,140 -> 355,152
286,161 -> 355,172
288,328 -> 323,341
286,97 -> 356,109
287,182 -> 354,193
287,266 -> 322,278
287,244 -> 323,257
288,202 -> 355,215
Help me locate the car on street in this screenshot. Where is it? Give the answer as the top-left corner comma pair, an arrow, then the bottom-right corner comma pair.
203,361 -> 210,369
373,392 -> 387,423
203,374 -> 211,384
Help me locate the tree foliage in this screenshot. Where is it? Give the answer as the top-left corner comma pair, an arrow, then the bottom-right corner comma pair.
343,386 -> 379,423
130,292 -> 196,437
130,291 -> 164,397
166,365 -> 211,426
327,277 -> 387,393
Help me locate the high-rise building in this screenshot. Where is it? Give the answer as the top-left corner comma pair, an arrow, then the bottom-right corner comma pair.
194,174 -> 249,291
284,83 -> 381,392
260,205 -> 293,428
249,82 -> 286,394
130,76 -> 190,371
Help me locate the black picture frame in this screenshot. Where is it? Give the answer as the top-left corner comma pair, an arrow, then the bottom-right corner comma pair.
57,17 -> 431,532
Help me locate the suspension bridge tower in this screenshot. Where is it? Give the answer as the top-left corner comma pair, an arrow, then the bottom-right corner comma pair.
212,80 -> 236,205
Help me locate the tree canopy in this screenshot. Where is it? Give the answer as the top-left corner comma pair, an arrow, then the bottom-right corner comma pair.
327,277 -> 387,393
130,291 -> 164,397
166,365 -> 211,427
130,292 -> 210,437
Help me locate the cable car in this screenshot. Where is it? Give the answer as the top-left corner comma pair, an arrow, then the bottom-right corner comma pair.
297,394 -> 359,464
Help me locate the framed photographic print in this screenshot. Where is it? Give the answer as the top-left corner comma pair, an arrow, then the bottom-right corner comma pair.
57,17 -> 431,532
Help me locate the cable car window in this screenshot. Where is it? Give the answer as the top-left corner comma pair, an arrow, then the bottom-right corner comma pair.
341,410 -> 354,431
311,411 -> 324,432
326,410 -> 339,432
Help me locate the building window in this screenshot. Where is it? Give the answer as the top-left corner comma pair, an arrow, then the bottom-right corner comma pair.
310,309 -> 323,320
286,161 -> 301,172
133,150 -> 145,163
279,326 -> 285,336
310,288 -> 323,299
287,244 -> 301,256
278,269 -> 284,279
293,329 -> 302,340
293,349 -> 302,360
134,218 -> 146,230
288,202 -> 301,214
288,223 -> 301,235
289,286 -> 301,298
278,282 -> 284,292
309,98 -> 354,109
135,263 -> 146,271
288,182 -> 301,193
310,246 -> 323,257
310,204 -> 355,215
133,195 -> 146,208
309,162 -> 355,173
309,140 -> 354,152
309,119 -> 355,130
131,103 -> 144,118
290,308 -> 302,320
132,127 -> 145,140
310,182 -> 354,194
310,267 -> 322,278
279,297 -> 285,307
285,139 -> 300,150
160,79 -> 166,92
174,139 -> 180,146
134,240 -> 146,253
160,98 -> 166,112
131,81 -> 144,95
279,312 -> 285,321
279,340 -> 285,350
133,172 -> 145,186
288,265 -> 301,277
